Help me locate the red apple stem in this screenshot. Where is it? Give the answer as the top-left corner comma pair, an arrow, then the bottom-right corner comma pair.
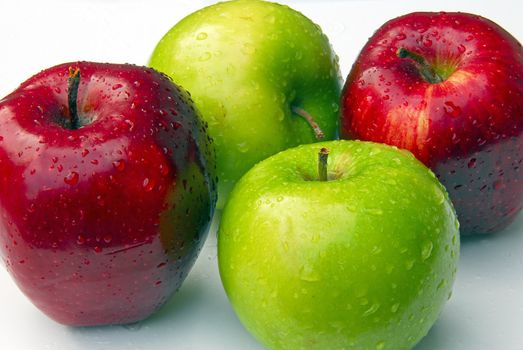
292,106 -> 325,140
68,67 -> 81,130
397,48 -> 443,84
318,148 -> 329,181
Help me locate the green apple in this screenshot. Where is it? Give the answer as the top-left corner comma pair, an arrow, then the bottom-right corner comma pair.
149,0 -> 341,207
218,140 -> 459,350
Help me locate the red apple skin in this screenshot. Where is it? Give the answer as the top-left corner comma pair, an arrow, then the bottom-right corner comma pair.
0,62 -> 216,325
341,12 -> 523,235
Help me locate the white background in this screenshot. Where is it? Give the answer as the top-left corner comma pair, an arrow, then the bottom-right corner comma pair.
0,0 -> 522,349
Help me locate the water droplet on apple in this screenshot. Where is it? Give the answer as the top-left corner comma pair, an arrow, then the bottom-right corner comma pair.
196,32 -> 208,40
421,241 -> 433,260
396,33 -> 407,41
241,43 -> 256,55
112,84 -> 123,90
363,303 -> 380,317
299,264 -> 321,282
237,142 -> 249,153
143,178 -> 156,192
375,340 -> 385,350
103,235 -> 112,244
422,38 -> 432,47
199,52 -> 212,61
405,259 -> 415,270
94,246 -> 102,253
124,119 -> 135,131
64,171 -> 79,185
458,44 -> 466,54
437,279 -> 447,290
465,34 -> 474,42
113,159 -> 126,172
467,158 -> 477,169
391,303 -> 400,313
493,180 -> 505,190
81,149 -> 90,157
443,101 -> 461,117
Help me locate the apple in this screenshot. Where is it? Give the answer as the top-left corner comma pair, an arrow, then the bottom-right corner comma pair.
218,140 -> 459,349
340,12 -> 523,235
149,0 -> 341,207
0,62 -> 217,325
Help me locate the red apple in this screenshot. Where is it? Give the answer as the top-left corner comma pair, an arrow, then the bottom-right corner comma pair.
0,62 -> 216,325
341,12 -> 523,235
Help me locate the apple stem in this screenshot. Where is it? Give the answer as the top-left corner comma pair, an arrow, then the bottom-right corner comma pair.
68,67 -> 81,130
292,106 -> 325,140
318,148 -> 329,181
397,48 -> 443,84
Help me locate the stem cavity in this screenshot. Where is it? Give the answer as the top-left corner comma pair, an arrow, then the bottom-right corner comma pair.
318,148 -> 329,181
68,67 -> 81,130
397,48 -> 443,84
292,106 -> 325,140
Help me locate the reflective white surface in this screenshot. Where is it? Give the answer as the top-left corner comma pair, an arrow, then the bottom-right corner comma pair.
0,1 -> 522,349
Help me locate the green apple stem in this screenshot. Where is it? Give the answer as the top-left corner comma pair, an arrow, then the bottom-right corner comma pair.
397,48 -> 443,84
67,67 -> 81,130
292,106 -> 325,140
318,148 -> 329,181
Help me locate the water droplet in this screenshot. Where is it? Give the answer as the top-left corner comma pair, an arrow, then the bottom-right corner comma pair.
443,101 -> 461,117
421,241 -> 433,260
54,87 -> 61,94
437,279 -> 447,290
113,159 -> 126,172
112,84 -> 123,90
124,119 -> 135,131
143,178 -> 156,192
396,33 -> 407,41
241,43 -> 256,55
467,158 -> 477,169
64,171 -> 79,185
196,32 -> 208,40
376,341 -> 385,350
77,235 -> 85,245
237,142 -> 249,153
299,264 -> 321,282
91,159 -> 99,165
405,259 -> 415,270
465,34 -> 474,42
81,149 -> 89,157
391,303 -> 400,313
363,303 -> 380,316
458,44 -> 466,54
422,38 -> 433,47
103,235 -> 112,244
199,52 -> 212,61
94,246 -> 102,253
493,180 -> 505,190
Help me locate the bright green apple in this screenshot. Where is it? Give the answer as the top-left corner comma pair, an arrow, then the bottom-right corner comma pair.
149,0 -> 341,206
218,140 -> 459,350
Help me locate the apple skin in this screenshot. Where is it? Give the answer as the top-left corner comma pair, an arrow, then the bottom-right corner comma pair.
149,0 -> 341,207
0,62 -> 217,325
219,140 -> 459,350
340,12 -> 523,235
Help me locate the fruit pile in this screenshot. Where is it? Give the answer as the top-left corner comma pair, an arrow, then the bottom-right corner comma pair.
0,1 -> 521,349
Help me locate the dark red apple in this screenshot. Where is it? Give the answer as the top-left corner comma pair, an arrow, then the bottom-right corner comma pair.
0,62 -> 216,325
341,12 -> 523,235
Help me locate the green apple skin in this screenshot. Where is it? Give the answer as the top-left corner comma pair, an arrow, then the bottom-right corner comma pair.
218,140 -> 459,350
149,0 -> 341,207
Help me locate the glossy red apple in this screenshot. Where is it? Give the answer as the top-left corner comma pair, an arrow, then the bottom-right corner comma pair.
0,62 -> 216,325
341,12 -> 523,235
